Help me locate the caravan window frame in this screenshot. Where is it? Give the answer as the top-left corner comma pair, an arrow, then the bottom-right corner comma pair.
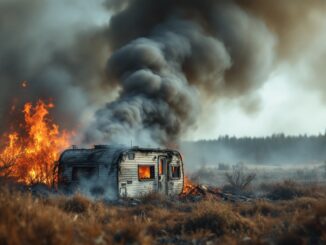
138,165 -> 155,181
169,164 -> 181,180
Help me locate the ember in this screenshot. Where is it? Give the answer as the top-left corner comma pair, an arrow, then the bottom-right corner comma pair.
21,80 -> 28,88
0,100 -> 73,185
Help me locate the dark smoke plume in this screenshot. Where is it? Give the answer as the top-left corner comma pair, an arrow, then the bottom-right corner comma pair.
85,0 -> 275,146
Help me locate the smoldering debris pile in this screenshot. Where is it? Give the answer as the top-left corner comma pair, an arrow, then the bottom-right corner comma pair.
181,180 -> 254,202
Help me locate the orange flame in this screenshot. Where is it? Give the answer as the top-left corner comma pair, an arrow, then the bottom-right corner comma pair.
182,176 -> 196,194
138,165 -> 152,179
0,100 -> 73,185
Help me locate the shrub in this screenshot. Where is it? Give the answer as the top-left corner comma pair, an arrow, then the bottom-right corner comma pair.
174,201 -> 255,237
239,200 -> 282,217
61,195 -> 91,214
224,163 -> 256,193
264,180 -> 304,200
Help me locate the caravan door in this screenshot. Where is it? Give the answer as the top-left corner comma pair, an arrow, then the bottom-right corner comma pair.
157,156 -> 168,195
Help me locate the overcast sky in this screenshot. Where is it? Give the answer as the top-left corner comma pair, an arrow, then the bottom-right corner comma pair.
187,65 -> 326,140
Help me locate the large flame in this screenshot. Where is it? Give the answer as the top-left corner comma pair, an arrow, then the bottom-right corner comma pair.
0,100 -> 73,185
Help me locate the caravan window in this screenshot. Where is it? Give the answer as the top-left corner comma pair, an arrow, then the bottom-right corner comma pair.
72,166 -> 98,181
170,165 -> 181,179
128,152 -> 135,160
138,165 -> 155,181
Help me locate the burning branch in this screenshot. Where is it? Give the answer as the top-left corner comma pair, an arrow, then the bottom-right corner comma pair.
0,152 -> 23,177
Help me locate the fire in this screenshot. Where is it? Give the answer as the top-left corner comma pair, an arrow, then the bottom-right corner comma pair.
182,176 -> 196,194
182,176 -> 222,199
0,100 -> 73,185
138,165 -> 153,179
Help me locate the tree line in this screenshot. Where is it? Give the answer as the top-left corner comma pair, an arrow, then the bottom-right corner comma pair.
181,133 -> 326,167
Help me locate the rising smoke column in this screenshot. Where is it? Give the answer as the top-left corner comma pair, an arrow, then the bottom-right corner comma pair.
85,0 -> 276,146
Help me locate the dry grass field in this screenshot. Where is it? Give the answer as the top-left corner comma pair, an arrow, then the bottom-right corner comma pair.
0,180 -> 326,245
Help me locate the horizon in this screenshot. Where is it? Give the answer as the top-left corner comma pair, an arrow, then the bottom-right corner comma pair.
183,131 -> 326,142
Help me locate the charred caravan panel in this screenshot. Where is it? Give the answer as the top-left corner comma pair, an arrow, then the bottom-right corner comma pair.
57,145 -> 184,199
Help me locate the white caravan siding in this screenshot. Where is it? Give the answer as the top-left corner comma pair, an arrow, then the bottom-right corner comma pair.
118,151 -> 184,198
168,155 -> 184,195
119,152 -> 157,197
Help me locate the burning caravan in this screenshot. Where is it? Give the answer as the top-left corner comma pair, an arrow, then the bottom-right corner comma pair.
56,145 -> 184,199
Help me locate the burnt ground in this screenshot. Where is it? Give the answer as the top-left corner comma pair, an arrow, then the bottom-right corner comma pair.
0,179 -> 326,245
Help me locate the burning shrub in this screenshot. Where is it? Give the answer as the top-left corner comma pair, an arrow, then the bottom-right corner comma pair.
0,152 -> 18,178
0,100 -> 73,185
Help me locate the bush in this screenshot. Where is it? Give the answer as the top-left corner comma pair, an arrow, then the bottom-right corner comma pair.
174,201 -> 255,238
224,163 -> 256,193
61,195 -> 91,213
263,180 -> 304,200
